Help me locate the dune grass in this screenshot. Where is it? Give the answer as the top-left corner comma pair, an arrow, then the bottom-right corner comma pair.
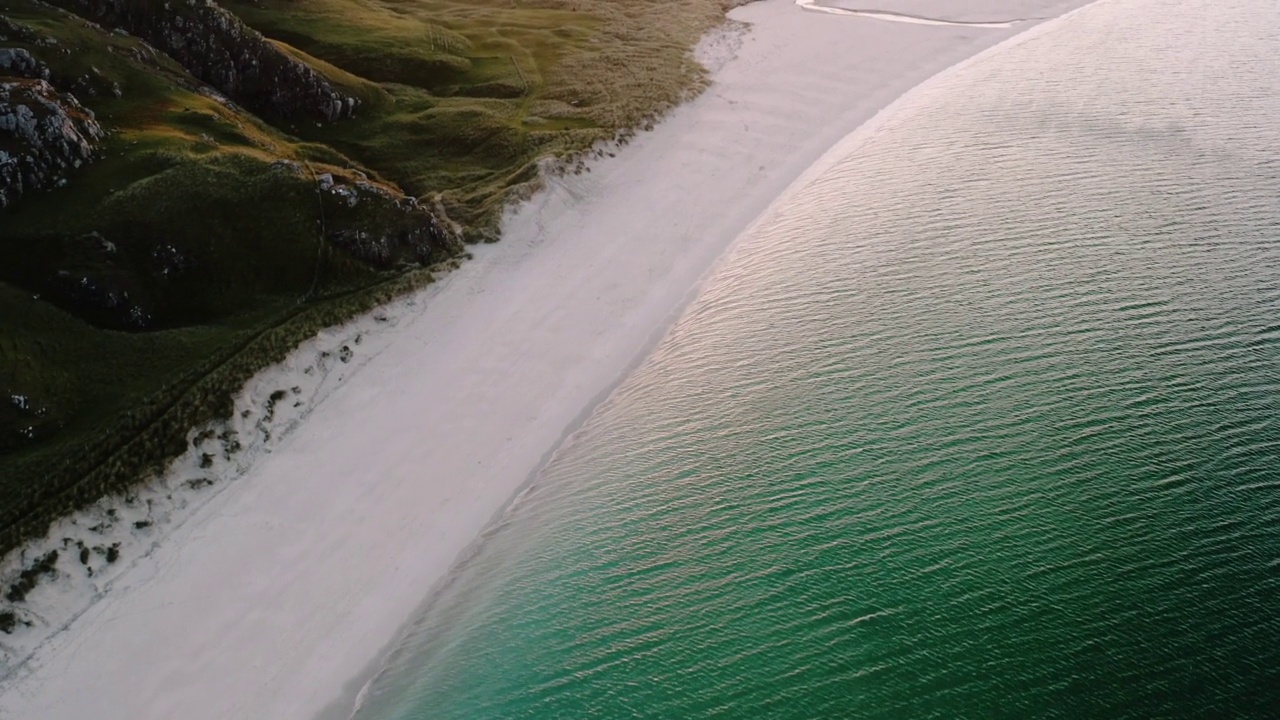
0,0 -> 732,555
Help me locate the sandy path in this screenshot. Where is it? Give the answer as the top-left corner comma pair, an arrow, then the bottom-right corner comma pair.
0,1 -> 1094,718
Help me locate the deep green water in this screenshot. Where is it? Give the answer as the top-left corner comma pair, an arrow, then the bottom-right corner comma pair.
355,0 -> 1280,717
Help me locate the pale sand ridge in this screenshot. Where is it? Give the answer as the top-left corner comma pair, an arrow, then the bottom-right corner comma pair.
0,1 -> 1096,718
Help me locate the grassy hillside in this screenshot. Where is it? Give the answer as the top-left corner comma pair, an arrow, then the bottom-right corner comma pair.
223,0 -> 726,237
0,0 -> 731,555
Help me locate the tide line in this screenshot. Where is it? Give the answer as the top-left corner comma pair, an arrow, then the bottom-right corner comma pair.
794,0 -> 1025,28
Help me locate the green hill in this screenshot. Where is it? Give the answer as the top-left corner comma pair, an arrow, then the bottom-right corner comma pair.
0,0 -> 730,554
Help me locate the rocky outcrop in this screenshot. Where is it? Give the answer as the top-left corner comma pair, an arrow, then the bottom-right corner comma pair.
0,48 -> 48,80
313,172 -> 464,267
327,210 -> 457,268
46,0 -> 359,123
0,78 -> 103,210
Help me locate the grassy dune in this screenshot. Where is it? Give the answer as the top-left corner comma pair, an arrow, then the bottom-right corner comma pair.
0,0 -> 732,555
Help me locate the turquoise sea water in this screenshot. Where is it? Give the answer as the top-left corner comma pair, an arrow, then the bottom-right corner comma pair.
355,0 -> 1280,717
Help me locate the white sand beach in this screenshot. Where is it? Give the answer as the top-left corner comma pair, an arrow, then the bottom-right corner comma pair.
0,1 -> 1094,717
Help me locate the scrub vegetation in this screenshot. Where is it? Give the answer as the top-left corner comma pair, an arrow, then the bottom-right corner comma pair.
0,0 -> 735,555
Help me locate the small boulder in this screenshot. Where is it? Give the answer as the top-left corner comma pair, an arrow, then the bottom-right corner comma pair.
0,47 -> 48,80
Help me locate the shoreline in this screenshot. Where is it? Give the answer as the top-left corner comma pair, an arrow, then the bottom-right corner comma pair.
0,1 -> 1096,718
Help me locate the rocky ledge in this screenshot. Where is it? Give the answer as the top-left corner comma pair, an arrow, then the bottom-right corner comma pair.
0,77 -> 103,210
0,47 -> 48,80
47,0 -> 360,123
312,170 -> 464,267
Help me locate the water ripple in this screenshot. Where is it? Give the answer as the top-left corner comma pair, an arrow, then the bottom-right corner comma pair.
355,0 -> 1280,718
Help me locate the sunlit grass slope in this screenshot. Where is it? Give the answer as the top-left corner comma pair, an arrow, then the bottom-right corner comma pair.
225,0 -> 727,237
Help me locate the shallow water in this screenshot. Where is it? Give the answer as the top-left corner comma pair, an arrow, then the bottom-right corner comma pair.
354,0 -> 1280,716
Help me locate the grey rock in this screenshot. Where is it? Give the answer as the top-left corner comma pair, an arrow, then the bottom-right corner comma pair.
332,185 -> 358,207
269,158 -> 302,174
0,79 -> 103,210
0,48 -> 49,80
326,180 -> 462,267
48,0 -> 361,122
